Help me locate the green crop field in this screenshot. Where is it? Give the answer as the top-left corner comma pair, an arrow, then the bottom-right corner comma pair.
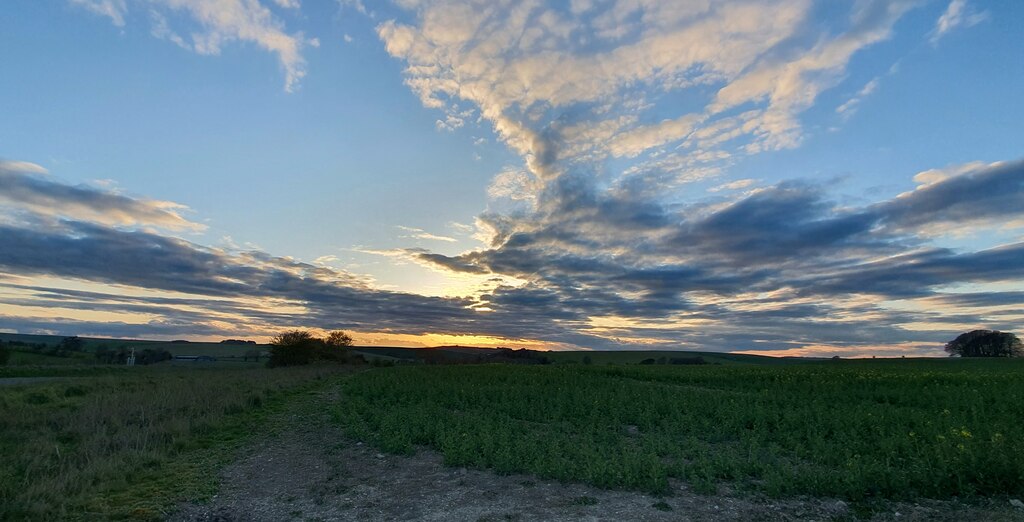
541,349 -> 808,365
335,360 -> 1024,502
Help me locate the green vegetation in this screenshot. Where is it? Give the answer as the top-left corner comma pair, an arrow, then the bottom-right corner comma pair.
0,365 -> 351,521
542,350 -> 804,365
336,360 -> 1024,501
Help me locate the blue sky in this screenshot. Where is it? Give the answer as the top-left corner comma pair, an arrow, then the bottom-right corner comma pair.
1,0 -> 1022,356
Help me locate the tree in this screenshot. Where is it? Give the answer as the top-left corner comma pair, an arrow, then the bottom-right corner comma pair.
0,343 -> 9,366
58,336 -> 86,352
945,330 -> 1023,358
267,330 -> 320,367
325,331 -> 353,348
320,331 -> 354,362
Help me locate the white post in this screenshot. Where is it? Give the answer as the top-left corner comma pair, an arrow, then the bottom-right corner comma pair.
127,347 -> 136,367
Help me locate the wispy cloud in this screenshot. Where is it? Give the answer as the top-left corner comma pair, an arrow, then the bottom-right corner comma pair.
836,77 -> 881,120
931,0 -> 989,45
70,0 -> 317,92
396,226 -> 458,243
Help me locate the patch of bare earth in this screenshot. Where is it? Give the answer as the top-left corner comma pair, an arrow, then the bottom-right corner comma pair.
171,389 -> 1022,522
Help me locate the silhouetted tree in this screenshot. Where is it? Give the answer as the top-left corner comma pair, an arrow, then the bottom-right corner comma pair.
0,343 -> 9,366
267,330 -> 363,367
945,330 -> 1023,358
58,336 -> 86,352
268,330 -> 320,367
318,330 -> 354,362
325,331 -> 354,348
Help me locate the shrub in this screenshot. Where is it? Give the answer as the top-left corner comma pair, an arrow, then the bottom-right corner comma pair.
0,344 -> 9,366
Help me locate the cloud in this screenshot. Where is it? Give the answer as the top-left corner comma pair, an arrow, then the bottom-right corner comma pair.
70,0 -> 128,26
375,0 -> 927,249
836,77 -> 880,119
396,226 -> 458,243
70,0 -> 316,92
709,178 -> 758,193
365,2 -> 1021,354
875,160 -> 1024,233
931,0 -> 988,45
411,158 -> 1024,350
379,0 -> 914,179
0,160 -> 204,232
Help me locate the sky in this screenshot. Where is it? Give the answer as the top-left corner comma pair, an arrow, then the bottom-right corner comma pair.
1,0 -> 1022,356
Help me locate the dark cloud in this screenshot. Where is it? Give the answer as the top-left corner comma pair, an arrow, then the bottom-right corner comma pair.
874,160 -> 1024,231
803,243 -> 1024,298
0,161 -> 201,230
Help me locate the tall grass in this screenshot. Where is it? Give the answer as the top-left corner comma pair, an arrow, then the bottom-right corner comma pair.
0,365 -> 347,520
336,360 -> 1024,500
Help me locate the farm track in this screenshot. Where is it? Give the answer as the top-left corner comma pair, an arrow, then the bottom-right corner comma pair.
170,378 -> 1021,522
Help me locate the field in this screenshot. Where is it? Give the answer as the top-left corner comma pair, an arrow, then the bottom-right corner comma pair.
0,364 -> 351,520
335,360 -> 1024,502
3,333 -> 1023,520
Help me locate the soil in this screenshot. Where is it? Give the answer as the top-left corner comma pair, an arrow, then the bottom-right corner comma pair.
170,387 -> 1023,522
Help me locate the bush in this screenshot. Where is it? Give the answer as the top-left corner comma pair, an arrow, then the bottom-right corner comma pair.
0,344 -> 9,366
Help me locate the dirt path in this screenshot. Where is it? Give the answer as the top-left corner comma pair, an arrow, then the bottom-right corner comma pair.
170,386 -> 1022,522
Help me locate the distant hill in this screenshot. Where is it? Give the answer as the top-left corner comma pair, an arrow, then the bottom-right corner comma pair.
2,333 -> 809,366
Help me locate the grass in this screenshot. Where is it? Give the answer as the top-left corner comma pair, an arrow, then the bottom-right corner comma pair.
0,364 -> 354,521
6,349 -> 96,366
335,360 -> 1024,502
0,365 -> 133,378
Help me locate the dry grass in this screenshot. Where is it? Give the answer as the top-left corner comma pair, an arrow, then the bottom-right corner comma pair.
0,364 -> 352,520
